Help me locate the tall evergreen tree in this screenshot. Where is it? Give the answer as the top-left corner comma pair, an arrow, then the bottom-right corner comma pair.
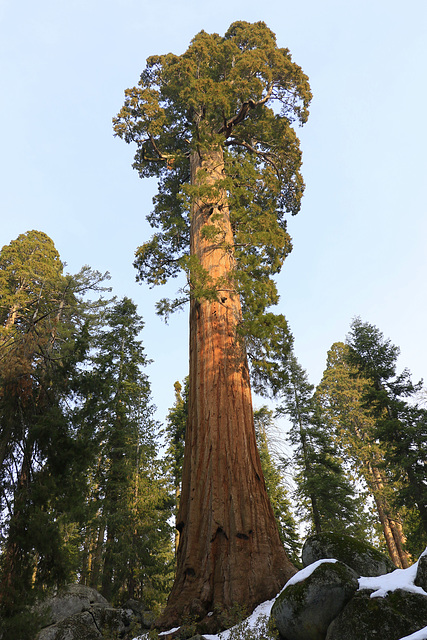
0,231 -> 109,621
114,21 -> 311,629
77,297 -> 173,608
164,378 -> 188,555
277,353 -> 361,537
346,318 -> 427,555
316,341 -> 411,566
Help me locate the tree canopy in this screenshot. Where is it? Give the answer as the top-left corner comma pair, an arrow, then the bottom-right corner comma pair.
113,20 -> 311,393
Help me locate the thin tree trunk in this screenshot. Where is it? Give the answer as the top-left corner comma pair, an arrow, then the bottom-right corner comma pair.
368,462 -> 410,568
389,519 -> 411,569
156,146 -> 296,632
89,523 -> 106,589
0,440 -> 33,611
351,419 -> 410,568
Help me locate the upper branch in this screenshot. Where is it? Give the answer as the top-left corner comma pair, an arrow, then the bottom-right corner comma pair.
218,84 -> 273,138
224,137 -> 281,176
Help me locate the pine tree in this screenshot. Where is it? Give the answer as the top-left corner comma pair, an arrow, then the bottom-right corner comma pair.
316,341 -> 412,565
346,318 -> 427,555
0,231 -> 110,619
114,21 -> 311,629
77,297 -> 174,608
277,353 -> 361,537
164,378 -> 188,555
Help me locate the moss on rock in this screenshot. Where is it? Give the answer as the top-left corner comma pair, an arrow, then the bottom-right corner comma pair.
271,561 -> 358,640
326,588 -> 427,640
302,532 -> 395,577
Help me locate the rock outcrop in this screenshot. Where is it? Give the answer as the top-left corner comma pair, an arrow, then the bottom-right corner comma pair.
326,588 -> 427,640
271,536 -> 427,640
34,584 -> 152,640
271,560 -> 359,640
415,552 -> 427,591
302,532 -> 396,577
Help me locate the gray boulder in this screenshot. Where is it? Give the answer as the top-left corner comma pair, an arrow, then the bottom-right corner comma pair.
302,532 -> 395,577
271,560 -> 358,640
326,588 -> 427,640
37,611 -> 102,640
34,584 -> 146,640
38,584 -> 109,626
36,606 -> 136,640
415,553 -> 427,591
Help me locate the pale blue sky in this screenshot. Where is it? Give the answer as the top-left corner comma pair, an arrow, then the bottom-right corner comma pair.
1,0 -> 426,424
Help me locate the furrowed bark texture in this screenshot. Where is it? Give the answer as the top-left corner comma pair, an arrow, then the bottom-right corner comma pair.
157,148 -> 296,632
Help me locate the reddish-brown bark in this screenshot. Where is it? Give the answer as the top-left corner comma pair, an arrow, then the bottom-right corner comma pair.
156,147 -> 296,632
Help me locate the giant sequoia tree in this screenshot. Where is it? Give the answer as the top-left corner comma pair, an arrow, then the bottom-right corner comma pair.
114,21 -> 311,630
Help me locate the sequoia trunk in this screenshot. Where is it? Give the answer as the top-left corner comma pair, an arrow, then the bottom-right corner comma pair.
156,147 -> 296,632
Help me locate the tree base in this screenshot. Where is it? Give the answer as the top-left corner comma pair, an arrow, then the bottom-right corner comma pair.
154,553 -> 296,635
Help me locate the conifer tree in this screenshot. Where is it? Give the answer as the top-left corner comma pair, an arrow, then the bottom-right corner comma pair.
77,298 -> 174,607
346,318 -> 427,554
316,341 -> 412,566
277,353 -> 361,537
0,231 -> 110,621
164,378 -> 188,555
114,21 -> 311,629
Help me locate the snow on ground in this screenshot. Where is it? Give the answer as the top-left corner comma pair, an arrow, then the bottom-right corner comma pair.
282,559 -> 337,590
133,552 -> 427,640
204,596 -> 276,640
358,561 -> 427,598
357,554 -> 427,640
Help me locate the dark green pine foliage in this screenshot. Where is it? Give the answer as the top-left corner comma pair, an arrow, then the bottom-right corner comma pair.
163,378 -> 188,557
346,318 -> 427,551
113,20 -> 312,395
78,297 -> 173,608
253,406 -> 301,564
164,378 -> 188,501
0,231 -> 110,632
278,352 -> 361,536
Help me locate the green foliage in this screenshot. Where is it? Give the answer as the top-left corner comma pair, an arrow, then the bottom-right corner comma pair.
114,21 -> 311,394
278,352 -> 362,537
77,297 -> 174,608
0,230 -> 111,615
0,234 -> 175,616
0,605 -> 48,640
315,341 -> 401,548
346,318 -> 427,553
164,378 -> 188,494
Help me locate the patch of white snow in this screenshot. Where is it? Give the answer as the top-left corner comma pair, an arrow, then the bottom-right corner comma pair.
204,596 -> 276,640
282,559 -> 338,591
158,627 -> 180,636
359,559 -> 427,599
